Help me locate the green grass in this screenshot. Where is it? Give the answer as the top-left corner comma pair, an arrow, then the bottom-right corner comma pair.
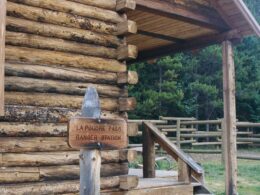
200,160 -> 260,195
130,155 -> 260,195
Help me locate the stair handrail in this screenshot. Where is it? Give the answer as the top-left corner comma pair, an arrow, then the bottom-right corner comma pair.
143,121 -> 204,183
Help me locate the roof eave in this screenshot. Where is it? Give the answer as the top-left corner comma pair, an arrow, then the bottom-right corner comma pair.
233,0 -> 260,37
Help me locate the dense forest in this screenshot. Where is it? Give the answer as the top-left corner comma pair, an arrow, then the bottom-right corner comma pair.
129,0 -> 260,122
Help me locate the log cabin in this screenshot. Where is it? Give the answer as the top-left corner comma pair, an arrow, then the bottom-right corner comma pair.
0,0 -> 259,195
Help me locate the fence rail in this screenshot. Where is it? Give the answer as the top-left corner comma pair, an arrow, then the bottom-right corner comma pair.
128,117 -> 260,159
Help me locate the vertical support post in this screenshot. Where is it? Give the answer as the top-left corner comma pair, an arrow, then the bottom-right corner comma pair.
0,0 -> 6,116
216,122 -> 220,150
80,87 -> 102,195
80,149 -> 101,195
222,40 -> 238,195
178,158 -> 191,183
176,119 -> 181,148
143,123 -> 155,178
206,123 -> 210,142
221,119 -> 225,164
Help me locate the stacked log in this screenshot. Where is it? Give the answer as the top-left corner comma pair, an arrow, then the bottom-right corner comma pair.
0,105 -> 126,123
0,175 -> 139,194
3,0 -> 139,112
0,150 -> 137,166
1,0 -> 139,194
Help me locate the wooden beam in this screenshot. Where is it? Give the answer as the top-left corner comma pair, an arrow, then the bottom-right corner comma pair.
143,123 -> 155,178
210,0 -> 234,29
134,30 -> 241,62
135,0 -> 229,31
222,40 -> 238,195
0,0 -> 6,116
138,30 -> 185,43
232,0 -> 260,37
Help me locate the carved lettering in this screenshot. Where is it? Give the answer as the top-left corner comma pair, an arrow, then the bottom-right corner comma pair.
69,118 -> 127,149
76,134 -> 97,141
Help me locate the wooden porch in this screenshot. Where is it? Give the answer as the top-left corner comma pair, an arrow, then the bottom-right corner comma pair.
0,0 -> 259,195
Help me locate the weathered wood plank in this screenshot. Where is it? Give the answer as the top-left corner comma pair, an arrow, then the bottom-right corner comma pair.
5,92 -> 135,111
0,163 -> 128,181
0,163 -> 128,183
0,176 -> 138,194
102,183 -> 193,195
0,150 -> 136,166
69,0 -> 117,10
0,0 -> 6,116
6,31 -> 118,59
0,137 -> 72,152
0,167 -> 40,183
119,175 -> 139,190
0,122 -> 67,137
0,105 -> 124,123
5,46 -> 127,73
5,64 -> 117,84
6,1 -> 127,35
5,92 -> 119,111
9,0 -> 125,24
0,180 -> 80,194
6,17 -> 123,48
5,76 -> 127,98
0,121 -> 138,140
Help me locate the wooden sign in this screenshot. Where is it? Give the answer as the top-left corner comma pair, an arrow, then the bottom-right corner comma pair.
68,117 -> 128,149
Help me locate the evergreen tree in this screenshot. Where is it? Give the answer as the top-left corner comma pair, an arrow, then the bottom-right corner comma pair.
129,0 -> 260,122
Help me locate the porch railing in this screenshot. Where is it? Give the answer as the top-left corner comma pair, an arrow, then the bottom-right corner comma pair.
142,121 -> 204,184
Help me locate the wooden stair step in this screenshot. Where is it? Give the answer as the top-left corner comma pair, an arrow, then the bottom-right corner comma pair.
103,178 -> 193,195
129,169 -> 177,178
136,178 -> 184,189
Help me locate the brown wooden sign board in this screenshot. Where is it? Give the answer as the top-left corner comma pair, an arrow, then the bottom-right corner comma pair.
68,117 -> 128,149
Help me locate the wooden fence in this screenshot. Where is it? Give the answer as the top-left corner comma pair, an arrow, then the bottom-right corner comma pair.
128,117 -> 260,160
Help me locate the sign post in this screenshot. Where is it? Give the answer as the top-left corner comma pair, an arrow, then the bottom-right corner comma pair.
68,87 -> 127,195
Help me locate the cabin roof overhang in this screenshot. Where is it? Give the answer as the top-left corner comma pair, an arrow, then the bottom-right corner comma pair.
127,0 -> 260,62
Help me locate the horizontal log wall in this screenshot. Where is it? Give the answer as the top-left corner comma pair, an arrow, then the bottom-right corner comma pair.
0,175 -> 139,194
0,150 -> 137,166
9,0 -> 126,23
5,77 -> 128,98
3,0 -> 138,111
0,164 -> 129,183
1,0 -> 138,193
0,105 -> 127,123
0,122 -> 139,137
